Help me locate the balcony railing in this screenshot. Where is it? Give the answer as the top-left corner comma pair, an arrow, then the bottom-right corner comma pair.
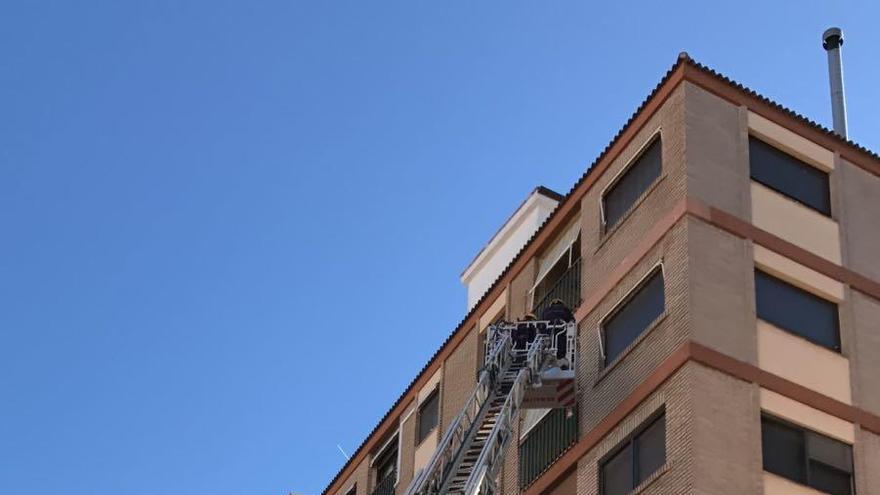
532,259 -> 582,318
372,472 -> 396,495
518,408 -> 578,489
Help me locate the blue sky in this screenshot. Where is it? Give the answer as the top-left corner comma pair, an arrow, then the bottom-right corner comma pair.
1,2 -> 878,494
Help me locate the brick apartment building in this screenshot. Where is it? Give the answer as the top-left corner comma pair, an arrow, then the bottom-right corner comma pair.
320,54 -> 880,495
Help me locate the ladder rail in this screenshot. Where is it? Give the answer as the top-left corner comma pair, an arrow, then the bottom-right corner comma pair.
403,333 -> 513,495
403,320 -> 575,495
461,335 -> 549,495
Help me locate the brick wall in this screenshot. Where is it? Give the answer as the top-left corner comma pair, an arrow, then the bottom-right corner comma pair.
544,468 -> 575,495
683,82 -> 751,219
500,418 -> 521,495
854,428 -> 880,495
575,362 -> 695,494
337,455 -> 370,495
328,69 -> 880,495
847,290 -> 880,417
441,325 -> 479,433
689,364 -> 762,494
576,218 -> 690,431
686,218 -> 757,364
579,85 -> 686,302
838,158 -> 880,282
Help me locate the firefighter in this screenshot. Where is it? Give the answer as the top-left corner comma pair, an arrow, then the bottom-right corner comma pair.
513,313 -> 537,360
540,299 -> 574,323
540,299 -> 574,361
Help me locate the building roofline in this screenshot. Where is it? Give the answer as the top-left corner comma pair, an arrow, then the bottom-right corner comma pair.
534,185 -> 565,202
460,185 -> 562,280
321,53 -> 880,495
680,54 -> 880,176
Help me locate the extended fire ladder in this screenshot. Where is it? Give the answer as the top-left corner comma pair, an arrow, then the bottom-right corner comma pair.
403,320 -> 577,495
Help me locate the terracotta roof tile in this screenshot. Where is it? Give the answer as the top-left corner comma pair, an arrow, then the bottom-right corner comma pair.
320,53 -> 879,495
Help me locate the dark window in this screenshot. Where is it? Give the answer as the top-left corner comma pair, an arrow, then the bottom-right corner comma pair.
375,438 -> 397,479
345,485 -> 357,495
635,413 -> 666,481
762,417 -> 806,482
602,444 -> 632,495
534,249 -> 571,303
372,437 -> 398,495
600,411 -> 666,495
761,415 -> 853,495
532,234 -> 582,316
755,270 -> 840,351
810,462 -> 853,495
749,136 -> 831,215
603,137 -> 662,230
417,390 -> 439,444
603,269 -> 665,365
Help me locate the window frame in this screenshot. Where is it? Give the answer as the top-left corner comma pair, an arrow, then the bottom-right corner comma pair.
761,414 -> 854,495
416,387 -> 440,445
529,231 -> 581,308
748,135 -> 832,216
599,129 -> 663,231
599,262 -> 666,366
344,484 -> 357,495
599,408 -> 667,495
754,269 -> 841,352
370,429 -> 400,488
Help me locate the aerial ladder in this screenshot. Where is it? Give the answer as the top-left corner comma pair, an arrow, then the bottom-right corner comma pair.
403,319 -> 577,495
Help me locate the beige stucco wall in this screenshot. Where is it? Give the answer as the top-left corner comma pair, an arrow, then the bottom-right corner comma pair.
747,112 -> 834,172
412,429 -> 438,478
418,367 -> 442,403
753,245 -> 844,302
401,367 -> 443,489
757,320 -> 851,404
396,402 -> 417,493
479,289 -> 507,331
509,258 -> 538,319
760,388 -> 854,443
750,182 -> 841,264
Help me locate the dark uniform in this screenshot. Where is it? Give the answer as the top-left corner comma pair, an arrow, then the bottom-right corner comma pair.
514,314 -> 538,358
540,299 -> 574,360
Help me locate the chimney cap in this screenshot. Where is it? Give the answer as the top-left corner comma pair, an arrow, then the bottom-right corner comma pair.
823,27 -> 844,50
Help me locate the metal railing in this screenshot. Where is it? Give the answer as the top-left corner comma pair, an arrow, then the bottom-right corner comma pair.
532,259 -> 582,318
372,472 -> 396,495
403,333 -> 513,495
402,320 -> 576,495
518,408 -> 578,489
488,320 -> 577,372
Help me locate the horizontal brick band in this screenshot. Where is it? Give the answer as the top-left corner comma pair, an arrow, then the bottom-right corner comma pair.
692,200 -> 880,302
523,341 -> 880,495
323,57 -> 880,495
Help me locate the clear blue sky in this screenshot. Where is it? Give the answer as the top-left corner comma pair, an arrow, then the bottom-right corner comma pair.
1,2 -> 877,494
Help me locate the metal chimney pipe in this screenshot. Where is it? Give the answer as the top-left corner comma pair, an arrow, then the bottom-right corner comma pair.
822,27 -> 848,138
